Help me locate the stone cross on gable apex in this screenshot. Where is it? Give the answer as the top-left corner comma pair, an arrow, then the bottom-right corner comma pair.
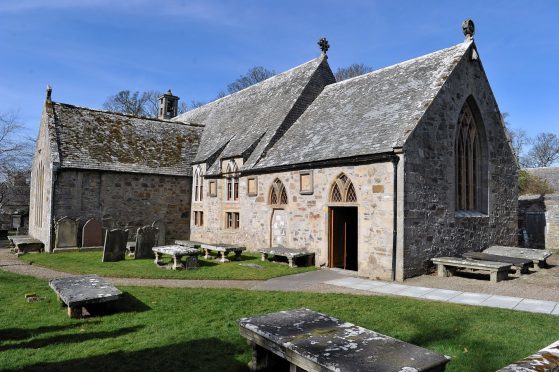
318,37 -> 330,54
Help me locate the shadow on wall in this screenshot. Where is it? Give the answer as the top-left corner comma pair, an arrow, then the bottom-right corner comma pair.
518,194 -> 559,250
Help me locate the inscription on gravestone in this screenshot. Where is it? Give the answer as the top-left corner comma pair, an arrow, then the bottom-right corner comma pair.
135,226 -> 158,259
82,218 -> 103,248
102,229 -> 128,262
55,217 -> 78,249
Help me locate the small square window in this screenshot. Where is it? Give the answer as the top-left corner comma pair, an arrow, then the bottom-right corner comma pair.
247,177 -> 258,196
299,171 -> 313,195
209,181 -> 217,197
225,212 -> 240,229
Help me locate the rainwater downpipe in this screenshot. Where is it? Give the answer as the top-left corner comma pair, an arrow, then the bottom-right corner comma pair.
391,154 -> 400,282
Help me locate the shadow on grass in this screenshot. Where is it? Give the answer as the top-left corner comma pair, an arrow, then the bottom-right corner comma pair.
0,325 -> 143,352
402,312 -> 513,370
0,322 -> 100,342
115,292 -> 152,313
12,338 -> 250,372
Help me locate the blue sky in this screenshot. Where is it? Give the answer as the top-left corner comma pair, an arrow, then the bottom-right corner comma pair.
0,0 -> 557,140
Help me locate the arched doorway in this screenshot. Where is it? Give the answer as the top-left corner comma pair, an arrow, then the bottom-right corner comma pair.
328,174 -> 358,271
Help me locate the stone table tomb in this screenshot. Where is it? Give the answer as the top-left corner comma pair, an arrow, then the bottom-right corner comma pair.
200,242 -> 245,263
152,245 -> 200,270
49,275 -> 122,318
239,308 -> 449,371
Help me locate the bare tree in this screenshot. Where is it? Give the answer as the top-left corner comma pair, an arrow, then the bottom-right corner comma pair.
523,132 -> 559,168
216,66 -> 276,98
104,90 -> 204,117
102,90 -> 159,117
502,113 -> 530,167
0,111 -> 33,204
334,63 -> 373,81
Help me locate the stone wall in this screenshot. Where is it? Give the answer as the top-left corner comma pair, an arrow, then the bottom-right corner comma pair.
545,195 -> 559,252
52,170 -> 192,250
191,162 -> 399,280
29,105 -> 55,250
402,45 -> 518,277
518,194 -> 559,252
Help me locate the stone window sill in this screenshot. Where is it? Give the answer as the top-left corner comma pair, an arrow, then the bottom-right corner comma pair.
455,210 -> 488,218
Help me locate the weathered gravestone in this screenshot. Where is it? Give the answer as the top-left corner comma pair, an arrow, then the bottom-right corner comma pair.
152,219 -> 166,246
55,217 -> 78,249
82,218 -> 103,248
102,229 -> 128,262
135,226 -> 158,259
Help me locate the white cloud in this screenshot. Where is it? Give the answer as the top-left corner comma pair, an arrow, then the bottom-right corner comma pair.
0,0 -> 242,27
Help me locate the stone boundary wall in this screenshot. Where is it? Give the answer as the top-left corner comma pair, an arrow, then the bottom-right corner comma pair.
52,170 -> 191,250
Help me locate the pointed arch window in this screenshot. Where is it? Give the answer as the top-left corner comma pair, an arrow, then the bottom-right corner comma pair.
455,100 -> 487,213
269,179 -> 288,207
225,161 -> 239,201
330,173 -> 357,203
194,167 -> 204,202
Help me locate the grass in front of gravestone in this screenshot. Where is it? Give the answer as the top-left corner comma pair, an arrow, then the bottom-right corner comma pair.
18,251 -> 317,280
0,270 -> 557,372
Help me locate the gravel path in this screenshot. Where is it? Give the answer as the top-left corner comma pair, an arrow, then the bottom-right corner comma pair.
2,243 -> 558,301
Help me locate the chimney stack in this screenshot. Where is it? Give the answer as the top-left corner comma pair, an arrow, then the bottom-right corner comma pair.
158,89 -> 179,119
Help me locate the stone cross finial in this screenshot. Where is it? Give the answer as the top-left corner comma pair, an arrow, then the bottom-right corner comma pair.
318,37 -> 330,54
46,85 -> 52,102
462,19 -> 475,40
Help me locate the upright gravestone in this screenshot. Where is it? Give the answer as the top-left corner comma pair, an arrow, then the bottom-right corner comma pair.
152,220 -> 166,246
134,226 -> 158,259
102,229 -> 128,262
82,218 -> 103,248
55,217 -> 78,249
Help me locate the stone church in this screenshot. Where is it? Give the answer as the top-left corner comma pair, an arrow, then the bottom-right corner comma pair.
29,21 -> 518,280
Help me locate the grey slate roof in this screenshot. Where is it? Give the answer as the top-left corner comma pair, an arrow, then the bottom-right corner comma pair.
252,41 -> 472,170
524,167 -> 559,192
49,102 -> 201,176
174,55 -> 335,173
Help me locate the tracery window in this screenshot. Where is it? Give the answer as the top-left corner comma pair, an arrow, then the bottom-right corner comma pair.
269,179 -> 288,206
330,173 -> 357,203
455,100 -> 486,212
225,161 -> 239,201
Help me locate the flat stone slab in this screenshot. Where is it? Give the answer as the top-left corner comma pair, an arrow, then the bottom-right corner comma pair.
448,292 -> 492,306
498,340 -> 559,371
484,246 -> 552,266
10,237 -> 44,255
153,245 -> 200,270
422,289 -> 462,302
514,299 -> 558,314
258,246 -> 313,259
432,257 -> 511,270
259,246 -> 315,268
239,308 -> 449,372
480,295 -> 522,309
200,243 -> 246,262
200,243 -> 245,253
174,240 -> 203,248
49,275 -> 121,309
153,245 -> 200,257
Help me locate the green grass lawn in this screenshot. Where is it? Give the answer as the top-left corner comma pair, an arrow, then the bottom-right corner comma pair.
18,251 -> 316,280
0,270 -> 558,371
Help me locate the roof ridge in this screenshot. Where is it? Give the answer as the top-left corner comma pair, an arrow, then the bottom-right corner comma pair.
328,41 -> 471,88
52,101 -> 202,127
